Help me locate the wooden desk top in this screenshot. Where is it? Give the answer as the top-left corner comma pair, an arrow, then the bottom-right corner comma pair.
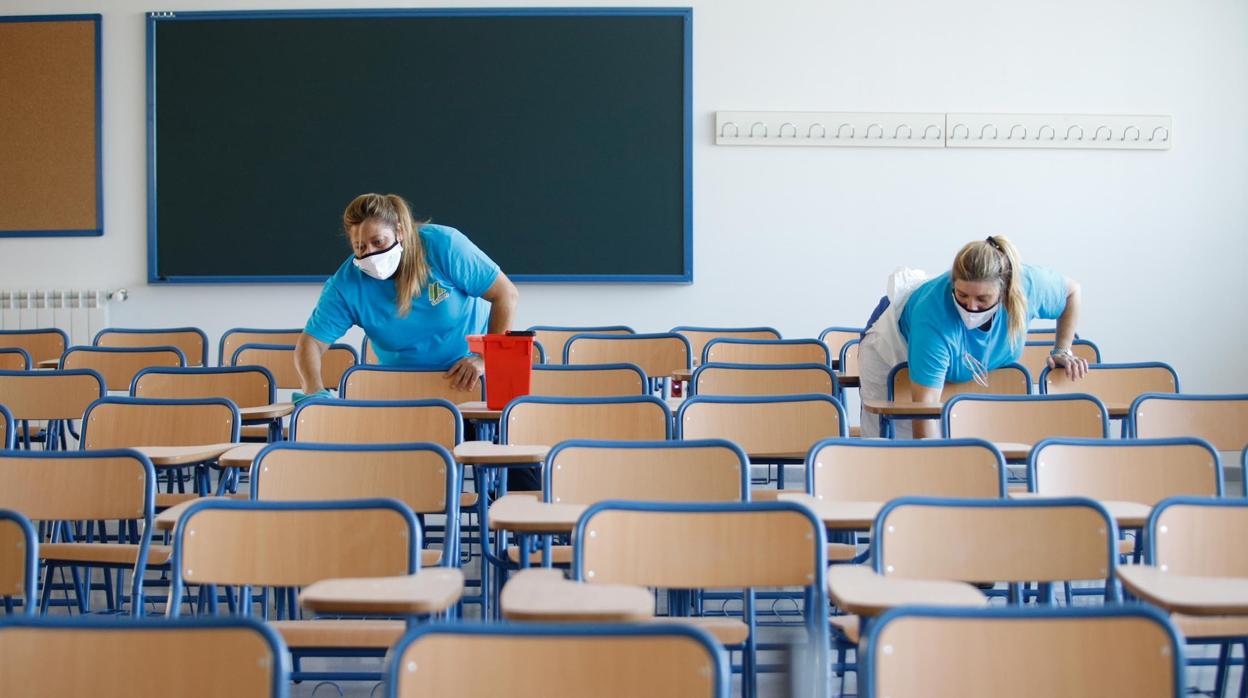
452,441 -> 549,465
134,443 -> 238,467
838,373 -> 860,388
156,496 -> 222,531
501,568 -> 653,622
994,442 -> 1033,460
672,369 -> 692,382
238,402 -> 294,421
457,401 -> 501,421
1117,566 -> 1248,617
488,494 -> 585,533
37,358 -> 59,369
219,442 -> 265,469
1008,493 -> 1151,528
776,493 -> 882,530
862,399 -> 942,417
827,565 -> 987,617
300,569 -> 465,616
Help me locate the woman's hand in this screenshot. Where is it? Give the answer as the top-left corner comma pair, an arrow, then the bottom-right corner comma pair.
1047,350 -> 1089,381
445,355 -> 485,392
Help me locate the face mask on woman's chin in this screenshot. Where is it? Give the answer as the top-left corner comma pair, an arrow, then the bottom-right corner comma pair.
953,297 -> 1000,330
353,240 -> 403,280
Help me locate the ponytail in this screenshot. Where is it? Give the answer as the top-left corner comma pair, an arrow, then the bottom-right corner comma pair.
952,235 -> 1026,343
342,193 -> 429,317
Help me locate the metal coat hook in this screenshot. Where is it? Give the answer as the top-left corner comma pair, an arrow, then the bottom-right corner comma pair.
894,124 -> 913,139
978,124 -> 998,140
865,123 -> 885,139
1149,126 -> 1169,142
1065,125 -> 1085,141
923,124 -> 942,140
1007,124 -> 1027,140
1121,125 -> 1141,141
1036,125 -> 1056,141
749,122 -> 768,138
807,123 -> 827,139
950,123 -> 970,140
778,122 -> 798,138
835,123 -> 854,139
1093,126 -> 1113,141
719,122 -> 739,138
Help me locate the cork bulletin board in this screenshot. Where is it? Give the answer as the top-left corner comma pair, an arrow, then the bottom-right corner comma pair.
0,14 -> 102,237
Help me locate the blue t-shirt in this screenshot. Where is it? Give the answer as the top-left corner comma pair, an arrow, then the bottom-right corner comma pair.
304,224 -> 500,370
899,265 -> 1068,388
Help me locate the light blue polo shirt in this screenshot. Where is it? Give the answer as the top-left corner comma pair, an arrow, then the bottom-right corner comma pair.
304,224 -> 500,370
899,265 -> 1068,388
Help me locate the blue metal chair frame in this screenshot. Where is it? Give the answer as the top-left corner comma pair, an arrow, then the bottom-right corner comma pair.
231,342 -> 359,380
572,499 -> 830,698
1028,437 -> 1224,498
61,343 -> 188,372
805,437 -> 1008,498
691,361 -> 840,401
940,393 -> 1110,450
1127,392 -> 1248,440
1039,361 -> 1180,437
0,347 -> 31,370
217,327 -> 302,366
384,621 -> 730,698
530,362 -> 650,396
338,364 -> 485,401
132,364 -> 280,443
289,397 -> 463,444
0,508 -> 37,616
701,337 -> 829,367
93,326 -> 209,366
0,403 -> 13,450
564,332 -> 691,398
0,615 -> 291,697
0,369 -> 105,451
168,497 -> 420,683
0,327 -> 69,362
858,605 -> 1184,698
879,361 -> 1032,438
818,326 -> 863,370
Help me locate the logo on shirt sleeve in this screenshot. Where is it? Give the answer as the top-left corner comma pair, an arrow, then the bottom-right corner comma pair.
428,281 -> 449,306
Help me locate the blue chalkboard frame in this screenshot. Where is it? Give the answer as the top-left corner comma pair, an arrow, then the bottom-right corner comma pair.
145,8 -> 693,284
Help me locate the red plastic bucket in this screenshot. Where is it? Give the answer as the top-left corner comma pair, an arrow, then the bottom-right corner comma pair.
467,331 -> 535,410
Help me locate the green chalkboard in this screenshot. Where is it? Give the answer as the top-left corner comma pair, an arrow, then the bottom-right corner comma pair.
147,9 -> 691,283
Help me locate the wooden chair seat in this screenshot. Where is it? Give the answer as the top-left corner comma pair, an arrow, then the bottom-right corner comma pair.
1171,613 -> 1248,639
669,616 -> 750,645
848,426 -> 861,438
1119,539 -> 1137,555
270,619 -> 406,649
827,543 -> 858,562
240,424 -> 287,440
421,550 -> 443,567
41,543 -> 172,566
829,614 -> 860,643
507,544 -> 574,565
155,492 -> 246,509
460,492 -> 478,508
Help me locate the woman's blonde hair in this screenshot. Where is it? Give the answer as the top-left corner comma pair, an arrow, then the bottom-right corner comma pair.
952,235 -> 1026,343
343,193 -> 429,318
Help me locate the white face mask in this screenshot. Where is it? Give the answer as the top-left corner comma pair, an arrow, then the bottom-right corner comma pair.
954,298 -> 1000,330
353,240 -> 403,280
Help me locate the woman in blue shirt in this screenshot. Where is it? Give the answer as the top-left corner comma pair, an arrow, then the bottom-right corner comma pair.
858,236 -> 1087,438
294,193 -> 519,399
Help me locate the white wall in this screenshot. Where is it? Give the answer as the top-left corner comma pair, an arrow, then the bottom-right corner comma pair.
2,0 -> 1246,390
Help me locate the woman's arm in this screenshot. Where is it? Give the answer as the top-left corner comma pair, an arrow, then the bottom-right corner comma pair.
445,273 -> 520,391
1048,278 -> 1088,380
295,332 -> 330,393
909,383 -> 943,438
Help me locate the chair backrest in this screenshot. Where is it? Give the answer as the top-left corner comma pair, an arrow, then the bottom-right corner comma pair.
252,442 -> 458,518
565,333 -> 690,379
818,327 -> 862,366
170,499 -> 418,598
339,365 -> 481,403
132,366 -> 275,408
385,624 -> 728,698
80,397 -> 240,449
1019,339 -> 1101,379
0,369 -> 105,420
95,327 -> 209,367
807,438 -> 1005,500
0,509 -> 36,615
62,345 -> 186,391
889,362 -> 1032,400
692,363 -> 837,398
501,396 -> 671,446
0,405 -> 9,450
702,338 -> 829,366
942,394 -> 1108,443
0,448 -> 155,523
0,617 -> 289,698
0,348 -> 30,371
1042,362 -> 1179,406
860,606 -> 1183,698
1029,438 -> 1222,505
362,336 -> 380,364
873,497 -> 1117,586
1131,394 -> 1248,451
575,501 -> 826,592
670,326 -> 781,365
527,325 -> 634,366
1147,497 -> 1248,576
840,339 -> 861,376
0,328 -> 68,364
677,395 -> 847,458
218,328 -> 302,366
545,439 -> 748,504
231,342 -> 357,391
290,399 -> 462,450
529,364 -> 648,397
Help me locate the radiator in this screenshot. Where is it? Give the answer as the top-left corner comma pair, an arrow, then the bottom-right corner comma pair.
0,289 -> 115,347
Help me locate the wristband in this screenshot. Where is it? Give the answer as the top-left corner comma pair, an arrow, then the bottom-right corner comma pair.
1049,347 -> 1073,358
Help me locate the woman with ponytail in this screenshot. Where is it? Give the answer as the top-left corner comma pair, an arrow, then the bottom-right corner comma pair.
295,193 -> 518,400
858,235 -> 1085,438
